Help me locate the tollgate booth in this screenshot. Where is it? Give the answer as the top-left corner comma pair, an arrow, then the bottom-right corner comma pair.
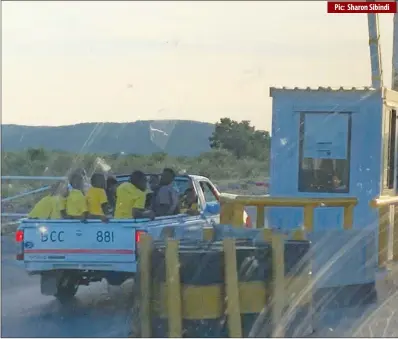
267,86 -> 398,290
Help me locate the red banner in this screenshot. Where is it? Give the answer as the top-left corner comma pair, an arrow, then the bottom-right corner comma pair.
327,1 -> 396,13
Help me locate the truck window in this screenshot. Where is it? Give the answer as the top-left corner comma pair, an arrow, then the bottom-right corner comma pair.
172,177 -> 192,196
199,181 -> 218,203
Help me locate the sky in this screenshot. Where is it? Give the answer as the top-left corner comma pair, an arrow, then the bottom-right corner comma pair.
1,1 -> 395,131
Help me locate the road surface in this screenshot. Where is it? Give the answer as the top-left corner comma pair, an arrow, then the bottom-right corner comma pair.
2,229 -> 398,337
1,235 -> 133,337
244,206 -> 398,337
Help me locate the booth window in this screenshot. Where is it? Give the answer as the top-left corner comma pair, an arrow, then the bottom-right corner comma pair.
298,112 -> 352,193
385,109 -> 396,190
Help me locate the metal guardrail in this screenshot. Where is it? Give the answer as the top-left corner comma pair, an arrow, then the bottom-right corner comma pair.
1,176 -> 67,217
370,195 -> 398,266
1,213 -> 29,218
219,193 -> 358,231
1,186 -> 52,203
1,176 -> 67,181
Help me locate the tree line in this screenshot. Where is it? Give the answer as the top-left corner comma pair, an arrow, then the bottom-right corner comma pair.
2,118 -> 270,198
209,118 -> 270,161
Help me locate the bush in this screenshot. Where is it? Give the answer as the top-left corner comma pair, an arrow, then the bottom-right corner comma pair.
1,148 -> 269,198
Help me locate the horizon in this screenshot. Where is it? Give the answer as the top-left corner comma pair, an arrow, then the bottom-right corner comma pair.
2,1 -> 395,131
2,119 -> 216,129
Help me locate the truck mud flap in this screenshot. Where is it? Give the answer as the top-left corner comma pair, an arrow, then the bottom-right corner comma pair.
40,272 -> 61,296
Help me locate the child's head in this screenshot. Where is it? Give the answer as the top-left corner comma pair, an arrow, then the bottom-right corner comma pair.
184,188 -> 197,205
160,168 -> 175,186
91,173 -> 106,189
69,173 -> 84,190
70,168 -> 88,181
130,170 -> 147,192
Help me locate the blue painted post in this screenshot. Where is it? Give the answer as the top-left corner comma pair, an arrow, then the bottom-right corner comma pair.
367,12 -> 383,88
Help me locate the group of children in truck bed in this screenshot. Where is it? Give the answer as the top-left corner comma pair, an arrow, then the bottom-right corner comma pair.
28,168 -> 199,222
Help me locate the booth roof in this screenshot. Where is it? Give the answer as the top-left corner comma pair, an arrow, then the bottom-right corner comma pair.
269,86 -> 377,95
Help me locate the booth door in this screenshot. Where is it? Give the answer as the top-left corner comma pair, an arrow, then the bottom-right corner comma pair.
383,108 -> 397,261
298,111 -> 352,231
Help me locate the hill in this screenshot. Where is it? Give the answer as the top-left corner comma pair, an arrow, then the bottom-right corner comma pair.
1,120 -> 215,156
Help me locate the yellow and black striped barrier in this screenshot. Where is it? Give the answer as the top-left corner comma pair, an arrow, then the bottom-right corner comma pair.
151,240 -> 225,337
132,228 -> 313,338
248,229 -> 312,338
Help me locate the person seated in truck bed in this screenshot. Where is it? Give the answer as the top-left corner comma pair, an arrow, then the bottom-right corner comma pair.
145,175 -> 159,209
106,175 -> 118,214
28,181 -> 68,220
179,187 -> 200,216
67,168 -> 91,194
152,168 -> 180,217
64,172 -> 88,221
114,170 -> 155,220
86,173 -> 109,222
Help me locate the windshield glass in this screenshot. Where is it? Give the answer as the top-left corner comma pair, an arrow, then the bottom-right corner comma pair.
3,3 -> 390,338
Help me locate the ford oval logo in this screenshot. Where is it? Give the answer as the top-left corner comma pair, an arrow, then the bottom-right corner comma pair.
24,241 -> 34,249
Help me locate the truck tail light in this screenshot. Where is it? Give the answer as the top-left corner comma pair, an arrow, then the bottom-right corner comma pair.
135,230 -> 147,243
15,230 -> 25,261
15,230 -> 24,242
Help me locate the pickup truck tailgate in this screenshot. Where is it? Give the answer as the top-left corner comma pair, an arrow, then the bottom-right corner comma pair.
22,222 -> 136,264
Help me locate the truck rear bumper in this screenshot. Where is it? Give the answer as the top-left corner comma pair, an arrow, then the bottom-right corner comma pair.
21,261 -> 137,273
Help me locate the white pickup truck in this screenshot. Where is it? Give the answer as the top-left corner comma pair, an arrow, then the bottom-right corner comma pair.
15,174 -> 252,302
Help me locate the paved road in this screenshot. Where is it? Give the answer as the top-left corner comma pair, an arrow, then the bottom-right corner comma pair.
352,271 -> 398,338
244,206 -> 398,337
2,229 -> 398,338
1,235 -> 133,337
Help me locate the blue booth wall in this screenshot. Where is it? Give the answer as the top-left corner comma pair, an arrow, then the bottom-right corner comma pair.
267,87 -> 383,288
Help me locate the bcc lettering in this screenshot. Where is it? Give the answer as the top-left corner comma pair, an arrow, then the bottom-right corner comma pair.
41,231 -> 65,242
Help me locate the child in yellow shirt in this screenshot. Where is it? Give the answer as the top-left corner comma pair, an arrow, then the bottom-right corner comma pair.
28,182 -> 67,220
86,173 -> 109,222
114,171 -> 154,220
65,173 -> 88,221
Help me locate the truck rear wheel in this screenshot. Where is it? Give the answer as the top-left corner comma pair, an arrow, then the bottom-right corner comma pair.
55,274 -> 79,302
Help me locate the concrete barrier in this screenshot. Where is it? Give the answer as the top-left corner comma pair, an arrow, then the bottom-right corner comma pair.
150,241 -> 225,337
132,228 -> 313,338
